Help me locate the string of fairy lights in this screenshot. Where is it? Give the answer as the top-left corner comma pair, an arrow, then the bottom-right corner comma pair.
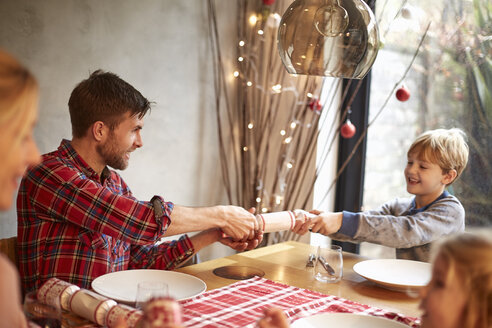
212,1 -> 346,220
211,0 -> 427,226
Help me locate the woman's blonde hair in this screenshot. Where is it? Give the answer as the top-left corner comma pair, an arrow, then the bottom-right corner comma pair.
407,128 -> 469,185
0,50 -> 38,147
434,232 -> 492,328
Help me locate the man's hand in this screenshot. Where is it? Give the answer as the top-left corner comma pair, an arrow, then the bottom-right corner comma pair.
218,205 -> 258,241
189,227 -> 262,254
257,308 -> 290,328
291,210 -> 343,236
219,230 -> 263,252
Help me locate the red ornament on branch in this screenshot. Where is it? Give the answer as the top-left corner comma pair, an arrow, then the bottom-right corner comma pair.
308,98 -> 322,113
341,119 -> 356,139
396,86 -> 410,102
262,0 -> 275,5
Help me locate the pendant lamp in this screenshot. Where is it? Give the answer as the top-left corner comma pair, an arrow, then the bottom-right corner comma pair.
277,0 -> 380,79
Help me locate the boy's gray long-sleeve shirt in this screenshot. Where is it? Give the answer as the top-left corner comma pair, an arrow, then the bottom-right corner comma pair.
331,191 -> 465,262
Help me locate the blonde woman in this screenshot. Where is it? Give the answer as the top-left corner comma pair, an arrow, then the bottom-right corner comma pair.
0,49 -> 41,327
258,232 -> 492,328
420,232 -> 492,328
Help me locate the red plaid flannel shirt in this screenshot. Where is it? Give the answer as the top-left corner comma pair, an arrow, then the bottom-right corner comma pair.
17,139 -> 194,293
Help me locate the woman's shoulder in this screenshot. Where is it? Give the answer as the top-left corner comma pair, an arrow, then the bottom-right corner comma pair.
0,255 -> 28,328
0,253 -> 19,285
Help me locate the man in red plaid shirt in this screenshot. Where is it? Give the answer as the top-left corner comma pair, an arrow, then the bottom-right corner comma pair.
17,70 -> 261,293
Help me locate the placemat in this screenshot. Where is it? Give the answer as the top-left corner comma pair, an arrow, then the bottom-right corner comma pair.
180,276 -> 420,328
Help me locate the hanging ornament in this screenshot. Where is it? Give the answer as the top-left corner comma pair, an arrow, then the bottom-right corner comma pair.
396,86 -> 411,102
341,119 -> 356,138
308,98 -> 322,113
262,0 -> 275,5
277,0 -> 379,79
341,108 -> 356,139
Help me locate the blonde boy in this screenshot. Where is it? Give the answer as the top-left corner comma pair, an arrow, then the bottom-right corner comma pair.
293,128 -> 469,262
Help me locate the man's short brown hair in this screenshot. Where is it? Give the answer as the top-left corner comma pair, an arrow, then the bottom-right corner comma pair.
68,70 -> 151,138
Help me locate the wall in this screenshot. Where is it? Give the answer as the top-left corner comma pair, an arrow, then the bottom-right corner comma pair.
0,0 -> 237,260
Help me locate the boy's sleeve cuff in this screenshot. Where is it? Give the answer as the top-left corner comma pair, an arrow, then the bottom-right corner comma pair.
338,211 -> 359,237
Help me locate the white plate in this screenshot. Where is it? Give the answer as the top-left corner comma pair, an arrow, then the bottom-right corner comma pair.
292,313 -> 409,328
91,269 -> 206,303
353,259 -> 431,292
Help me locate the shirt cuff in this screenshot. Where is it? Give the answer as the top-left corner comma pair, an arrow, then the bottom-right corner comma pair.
338,211 -> 359,237
154,234 -> 195,270
151,196 -> 174,233
170,235 -> 195,266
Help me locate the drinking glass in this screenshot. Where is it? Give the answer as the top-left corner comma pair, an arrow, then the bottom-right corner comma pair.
135,281 -> 169,309
314,245 -> 343,283
23,291 -> 62,328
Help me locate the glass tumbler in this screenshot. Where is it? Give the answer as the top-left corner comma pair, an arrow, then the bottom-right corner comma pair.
135,281 -> 169,309
314,245 -> 343,283
23,291 -> 62,328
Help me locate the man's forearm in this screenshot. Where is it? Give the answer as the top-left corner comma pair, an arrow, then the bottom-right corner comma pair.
165,204 -> 257,241
188,229 -> 222,253
164,205 -> 225,236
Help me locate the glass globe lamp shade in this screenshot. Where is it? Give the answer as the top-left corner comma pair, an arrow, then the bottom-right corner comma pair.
277,0 -> 379,79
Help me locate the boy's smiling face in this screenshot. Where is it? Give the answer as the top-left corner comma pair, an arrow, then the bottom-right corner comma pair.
404,152 -> 456,208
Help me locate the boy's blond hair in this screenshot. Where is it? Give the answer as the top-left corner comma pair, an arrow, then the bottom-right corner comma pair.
407,128 -> 469,185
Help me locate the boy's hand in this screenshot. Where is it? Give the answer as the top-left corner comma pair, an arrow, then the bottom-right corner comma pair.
291,209 -> 323,235
310,211 -> 343,235
291,209 -> 313,235
292,210 -> 343,236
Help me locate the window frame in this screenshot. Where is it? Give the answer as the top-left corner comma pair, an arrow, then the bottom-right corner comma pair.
332,0 -> 375,253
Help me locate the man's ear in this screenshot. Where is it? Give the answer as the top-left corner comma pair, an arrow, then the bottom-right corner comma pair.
443,169 -> 458,185
92,121 -> 108,142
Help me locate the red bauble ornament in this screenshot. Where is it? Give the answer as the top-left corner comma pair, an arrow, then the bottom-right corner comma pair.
396,86 -> 410,102
262,0 -> 275,5
341,120 -> 356,139
308,99 -> 322,113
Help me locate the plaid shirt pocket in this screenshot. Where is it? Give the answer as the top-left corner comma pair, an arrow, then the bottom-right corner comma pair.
78,230 -> 109,249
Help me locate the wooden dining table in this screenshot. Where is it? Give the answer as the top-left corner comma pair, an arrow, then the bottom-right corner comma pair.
63,240 -> 421,326
176,240 -> 421,319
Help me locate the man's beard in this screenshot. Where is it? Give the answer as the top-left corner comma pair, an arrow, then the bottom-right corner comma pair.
96,136 -> 129,170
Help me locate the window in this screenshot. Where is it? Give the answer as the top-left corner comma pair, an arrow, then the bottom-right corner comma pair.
361,0 -> 491,258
